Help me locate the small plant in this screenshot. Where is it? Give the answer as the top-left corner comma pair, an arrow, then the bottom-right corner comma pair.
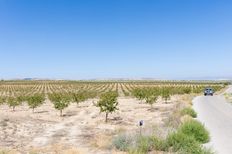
27,94 -> 45,113
181,107 -> 197,118
97,91 -> 118,123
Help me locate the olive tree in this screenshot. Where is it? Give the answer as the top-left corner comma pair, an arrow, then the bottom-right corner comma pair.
17,95 -> 27,104
145,94 -> 158,108
7,97 -> 21,111
132,89 -> 145,101
97,91 -> 118,123
0,96 -> 6,105
72,92 -> 86,106
49,93 -> 71,116
161,88 -> 171,103
27,94 -> 45,113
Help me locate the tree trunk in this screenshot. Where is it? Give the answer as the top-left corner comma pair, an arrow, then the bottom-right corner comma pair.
13,106 -> 15,112
105,112 -> 108,123
60,110 -> 63,117
165,98 -> 168,103
33,108 -> 35,113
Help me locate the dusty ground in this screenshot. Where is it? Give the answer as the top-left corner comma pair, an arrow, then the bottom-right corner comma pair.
0,97 -> 179,154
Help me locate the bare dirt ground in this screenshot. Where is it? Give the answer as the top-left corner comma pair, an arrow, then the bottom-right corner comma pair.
0,97 -> 180,154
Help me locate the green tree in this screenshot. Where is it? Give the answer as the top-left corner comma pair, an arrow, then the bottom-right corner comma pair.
183,88 -> 192,94
132,89 -> 145,101
162,88 -> 171,103
27,94 -> 45,113
72,92 -> 86,106
144,94 -> 158,108
17,95 -> 27,104
49,93 -> 71,116
7,97 -> 21,111
0,96 -> 6,105
97,91 -> 118,123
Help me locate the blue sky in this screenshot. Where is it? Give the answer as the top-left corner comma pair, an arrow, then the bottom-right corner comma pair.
0,0 -> 231,80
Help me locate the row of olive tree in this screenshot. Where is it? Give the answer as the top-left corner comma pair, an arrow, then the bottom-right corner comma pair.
132,85 -> 225,98
48,91 -> 119,122
0,90 -> 119,122
0,94 -> 45,112
132,85 -> 225,107
48,91 -> 97,116
0,91 -> 97,115
132,87 -> 172,107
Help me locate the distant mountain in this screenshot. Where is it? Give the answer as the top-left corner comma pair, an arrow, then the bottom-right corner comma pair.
23,78 -> 33,80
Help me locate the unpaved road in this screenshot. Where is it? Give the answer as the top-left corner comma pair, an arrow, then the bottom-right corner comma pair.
193,86 -> 232,154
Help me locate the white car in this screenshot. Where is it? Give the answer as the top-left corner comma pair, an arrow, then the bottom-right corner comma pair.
204,88 -> 214,96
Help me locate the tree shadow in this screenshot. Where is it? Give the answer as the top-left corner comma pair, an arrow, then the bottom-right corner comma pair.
63,111 -> 77,117
147,107 -> 159,112
35,111 -> 49,114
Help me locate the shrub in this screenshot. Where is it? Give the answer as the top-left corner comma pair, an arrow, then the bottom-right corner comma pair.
113,120 -> 211,154
112,134 -> 133,151
150,136 -> 168,151
179,120 -> 210,144
181,107 -> 197,118
114,134 -> 168,154
167,131 -> 204,153
136,136 -> 152,153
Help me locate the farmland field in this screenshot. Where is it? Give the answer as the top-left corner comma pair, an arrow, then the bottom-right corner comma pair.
0,80 -> 226,153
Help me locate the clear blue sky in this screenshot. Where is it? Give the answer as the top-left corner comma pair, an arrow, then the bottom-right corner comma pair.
0,0 -> 231,80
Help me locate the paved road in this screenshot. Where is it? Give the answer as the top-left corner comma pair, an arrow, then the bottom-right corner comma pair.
193,86 -> 232,154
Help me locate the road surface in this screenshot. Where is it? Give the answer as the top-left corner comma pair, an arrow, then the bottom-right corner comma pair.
193,86 -> 232,154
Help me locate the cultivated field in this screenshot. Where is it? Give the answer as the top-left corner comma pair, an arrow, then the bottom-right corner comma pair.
0,80 -> 226,154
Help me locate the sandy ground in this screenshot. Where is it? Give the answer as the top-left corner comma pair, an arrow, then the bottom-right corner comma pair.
0,97 -> 178,154
193,86 -> 232,154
